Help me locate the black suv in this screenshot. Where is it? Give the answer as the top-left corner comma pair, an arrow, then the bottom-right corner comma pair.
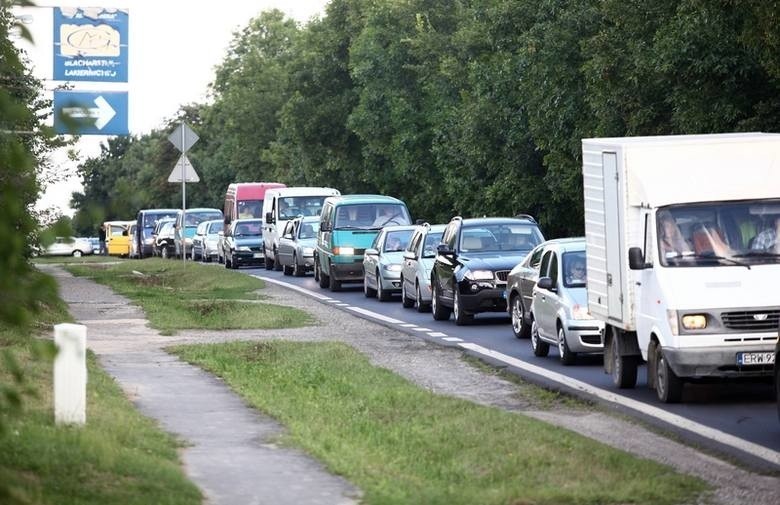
431,216 -> 545,325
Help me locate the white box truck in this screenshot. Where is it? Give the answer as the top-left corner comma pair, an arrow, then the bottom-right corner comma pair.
582,133 -> 780,403
262,186 -> 340,270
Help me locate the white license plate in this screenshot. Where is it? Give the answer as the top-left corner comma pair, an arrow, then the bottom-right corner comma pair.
736,352 -> 775,366
253,253 -> 262,259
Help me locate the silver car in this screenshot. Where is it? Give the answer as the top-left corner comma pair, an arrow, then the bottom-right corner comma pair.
400,223 -> 446,312
528,238 -> 604,365
363,225 -> 416,301
505,237 -> 583,339
277,216 -> 319,276
192,219 -> 223,262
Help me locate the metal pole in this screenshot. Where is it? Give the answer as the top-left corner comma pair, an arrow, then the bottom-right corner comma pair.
181,127 -> 186,266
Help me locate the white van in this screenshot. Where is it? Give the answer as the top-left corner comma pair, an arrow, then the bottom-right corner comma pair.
262,186 -> 340,270
582,133 -> 780,403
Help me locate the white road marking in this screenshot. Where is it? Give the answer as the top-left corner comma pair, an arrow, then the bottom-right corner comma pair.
257,276 -> 333,300
459,342 -> 780,468
413,327 -> 433,332
345,305 -> 404,324
428,332 -> 448,337
399,323 -> 417,328
336,303 -> 349,307
442,337 -> 463,342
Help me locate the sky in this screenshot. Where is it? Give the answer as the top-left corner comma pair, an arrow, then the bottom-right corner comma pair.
13,0 -> 329,216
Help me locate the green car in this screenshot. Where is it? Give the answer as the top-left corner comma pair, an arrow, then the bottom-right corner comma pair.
314,194 -> 412,291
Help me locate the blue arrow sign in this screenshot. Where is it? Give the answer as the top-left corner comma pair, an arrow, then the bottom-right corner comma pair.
53,7 -> 129,83
54,90 -> 129,135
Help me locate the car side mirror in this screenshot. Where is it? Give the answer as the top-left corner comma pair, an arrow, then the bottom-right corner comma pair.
628,246 -> 650,270
218,231 -> 224,237
403,251 -> 415,260
537,276 -> 555,291
437,244 -> 454,256
265,212 -> 274,224
365,248 -> 379,256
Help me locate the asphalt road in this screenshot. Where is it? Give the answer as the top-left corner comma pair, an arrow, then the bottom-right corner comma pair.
238,264 -> 780,469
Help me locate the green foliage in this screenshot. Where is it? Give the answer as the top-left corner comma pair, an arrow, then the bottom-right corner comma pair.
69,0 -> 780,239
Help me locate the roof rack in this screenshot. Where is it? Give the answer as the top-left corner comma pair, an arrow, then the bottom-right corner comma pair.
514,213 -> 537,224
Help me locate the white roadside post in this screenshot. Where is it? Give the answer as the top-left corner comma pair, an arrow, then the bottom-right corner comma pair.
54,323 -> 87,425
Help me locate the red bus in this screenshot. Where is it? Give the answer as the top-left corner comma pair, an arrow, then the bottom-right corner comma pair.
223,182 -> 286,231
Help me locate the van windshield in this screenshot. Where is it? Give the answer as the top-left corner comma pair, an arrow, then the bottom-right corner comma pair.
237,200 -> 263,219
185,211 -> 222,227
657,199 -> 780,267
334,204 -> 411,230
278,196 -> 328,220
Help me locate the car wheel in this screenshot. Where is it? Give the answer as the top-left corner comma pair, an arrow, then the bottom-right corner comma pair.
609,330 -> 638,389
655,347 -> 684,403
557,325 -> 577,365
317,260 -> 330,289
510,294 -> 531,339
415,283 -> 430,313
328,262 -> 341,291
161,247 -> 170,259
377,270 -> 391,301
363,271 -> 376,297
72,250 -> 83,258
283,263 -> 293,275
431,281 -> 451,321
453,288 -> 473,325
401,278 -> 414,308
531,318 -> 550,357
293,254 -> 304,277
274,250 -> 283,271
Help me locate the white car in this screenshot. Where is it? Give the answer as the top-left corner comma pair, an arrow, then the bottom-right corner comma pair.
399,223 -> 446,312
277,216 -> 319,276
529,238 -> 604,365
40,237 -> 94,257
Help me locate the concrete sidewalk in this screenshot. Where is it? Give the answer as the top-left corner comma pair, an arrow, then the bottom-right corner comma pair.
42,264 -> 361,505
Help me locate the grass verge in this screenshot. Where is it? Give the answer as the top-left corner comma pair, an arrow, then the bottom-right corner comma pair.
0,280 -> 201,505
66,259 -> 312,334
172,340 -> 708,505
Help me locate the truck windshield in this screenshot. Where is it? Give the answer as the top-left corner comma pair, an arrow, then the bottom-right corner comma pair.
278,196 -> 328,220
657,199 -> 780,267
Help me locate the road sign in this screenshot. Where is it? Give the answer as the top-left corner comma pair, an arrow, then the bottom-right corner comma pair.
168,155 -> 200,183
53,7 -> 129,83
54,90 -> 128,135
168,123 -> 199,153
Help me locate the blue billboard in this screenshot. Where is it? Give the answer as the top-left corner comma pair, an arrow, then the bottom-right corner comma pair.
54,90 -> 129,135
53,7 -> 129,82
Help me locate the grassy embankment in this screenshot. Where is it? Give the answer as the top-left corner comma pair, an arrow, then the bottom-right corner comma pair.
0,274 -> 201,505
68,259 -> 707,504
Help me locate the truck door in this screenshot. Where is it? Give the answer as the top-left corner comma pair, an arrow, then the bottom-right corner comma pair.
603,152 -> 624,322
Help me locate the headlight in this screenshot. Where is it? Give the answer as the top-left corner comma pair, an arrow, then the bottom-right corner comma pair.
334,247 -> 354,255
465,269 -> 494,281
571,304 -> 593,320
681,314 -> 707,330
237,246 -> 251,252
383,264 -> 402,272
302,247 -> 314,256
184,238 -> 193,245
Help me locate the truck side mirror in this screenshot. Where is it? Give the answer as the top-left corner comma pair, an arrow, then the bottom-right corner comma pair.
628,247 -> 650,270
265,211 -> 274,224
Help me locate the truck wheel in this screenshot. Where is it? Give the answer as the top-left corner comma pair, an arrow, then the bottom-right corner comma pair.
557,325 -> 577,365
609,332 -> 638,388
510,294 -> 531,339
431,282 -> 451,321
656,349 -> 684,403
531,319 -> 549,357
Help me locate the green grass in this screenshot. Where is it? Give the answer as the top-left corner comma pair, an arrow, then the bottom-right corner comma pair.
66,259 -> 313,334
172,340 -> 708,505
32,255 -> 121,264
0,295 -> 201,505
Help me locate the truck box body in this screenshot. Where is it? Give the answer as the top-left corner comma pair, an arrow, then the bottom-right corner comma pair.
582,133 -> 780,394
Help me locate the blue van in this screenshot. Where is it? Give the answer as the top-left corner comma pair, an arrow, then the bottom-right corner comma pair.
315,195 -> 412,291
136,208 -> 179,258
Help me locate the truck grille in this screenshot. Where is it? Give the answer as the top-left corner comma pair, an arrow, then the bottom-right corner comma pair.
495,270 -> 510,282
721,310 -> 780,331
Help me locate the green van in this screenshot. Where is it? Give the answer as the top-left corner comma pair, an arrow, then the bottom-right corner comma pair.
315,195 -> 412,291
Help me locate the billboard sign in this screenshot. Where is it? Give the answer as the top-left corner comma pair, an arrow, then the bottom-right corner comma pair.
53,7 -> 129,82
54,90 -> 128,135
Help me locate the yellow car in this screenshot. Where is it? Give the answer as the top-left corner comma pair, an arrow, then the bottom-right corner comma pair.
105,220 -> 134,257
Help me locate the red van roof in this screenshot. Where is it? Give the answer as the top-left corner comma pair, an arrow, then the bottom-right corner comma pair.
227,182 -> 286,199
